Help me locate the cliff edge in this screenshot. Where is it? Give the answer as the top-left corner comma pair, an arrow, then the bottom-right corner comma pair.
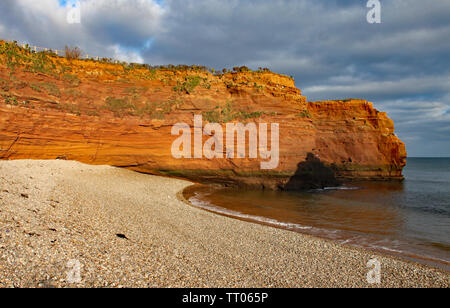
0,41 -> 406,189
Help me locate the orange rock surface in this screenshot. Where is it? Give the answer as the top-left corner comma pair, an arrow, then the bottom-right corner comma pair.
0,41 -> 406,189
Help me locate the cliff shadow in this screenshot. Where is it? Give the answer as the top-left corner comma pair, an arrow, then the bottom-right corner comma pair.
283,153 -> 340,190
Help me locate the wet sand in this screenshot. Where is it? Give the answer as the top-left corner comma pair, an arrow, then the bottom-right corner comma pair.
0,160 -> 448,287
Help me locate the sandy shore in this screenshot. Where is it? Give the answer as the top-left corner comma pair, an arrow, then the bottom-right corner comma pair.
0,160 -> 448,288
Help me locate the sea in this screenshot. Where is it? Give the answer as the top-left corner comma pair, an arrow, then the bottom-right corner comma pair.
184,158 -> 450,271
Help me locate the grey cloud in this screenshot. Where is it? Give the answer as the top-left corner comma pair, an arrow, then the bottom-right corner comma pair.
303,75 -> 450,101
0,0 -> 163,60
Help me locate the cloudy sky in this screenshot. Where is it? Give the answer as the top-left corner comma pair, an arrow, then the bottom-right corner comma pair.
0,0 -> 449,157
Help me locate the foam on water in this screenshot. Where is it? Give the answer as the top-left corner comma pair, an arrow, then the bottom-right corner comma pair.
189,195 -> 314,231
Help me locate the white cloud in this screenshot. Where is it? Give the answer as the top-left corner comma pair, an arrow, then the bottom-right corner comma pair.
110,45 -> 144,63
0,0 -> 164,59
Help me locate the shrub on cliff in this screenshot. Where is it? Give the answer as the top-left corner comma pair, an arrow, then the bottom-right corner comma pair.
173,76 -> 202,94
65,46 -> 82,60
103,97 -> 137,117
232,66 -> 251,73
256,67 -> 271,73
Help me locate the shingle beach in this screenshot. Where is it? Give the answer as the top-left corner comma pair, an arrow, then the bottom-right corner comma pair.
0,160 -> 448,288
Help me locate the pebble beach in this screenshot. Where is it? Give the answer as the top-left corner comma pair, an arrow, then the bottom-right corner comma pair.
0,160 -> 448,288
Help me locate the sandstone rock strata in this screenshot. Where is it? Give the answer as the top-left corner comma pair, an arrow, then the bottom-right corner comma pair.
0,41 -> 406,189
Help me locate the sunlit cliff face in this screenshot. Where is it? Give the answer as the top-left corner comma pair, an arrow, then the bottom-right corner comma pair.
0,41 -> 406,189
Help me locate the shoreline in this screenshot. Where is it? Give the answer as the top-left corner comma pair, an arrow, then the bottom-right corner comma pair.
179,184 -> 450,273
0,160 -> 448,287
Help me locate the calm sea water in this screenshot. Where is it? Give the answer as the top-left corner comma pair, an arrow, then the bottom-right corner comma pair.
184,158 -> 450,270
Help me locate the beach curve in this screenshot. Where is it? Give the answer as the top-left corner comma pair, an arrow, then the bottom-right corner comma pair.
0,160 -> 448,288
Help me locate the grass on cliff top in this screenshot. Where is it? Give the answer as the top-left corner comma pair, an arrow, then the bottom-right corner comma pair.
0,40 -> 295,119
0,41 -> 57,76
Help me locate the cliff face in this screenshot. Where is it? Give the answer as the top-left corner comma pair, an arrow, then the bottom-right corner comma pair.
0,41 -> 406,189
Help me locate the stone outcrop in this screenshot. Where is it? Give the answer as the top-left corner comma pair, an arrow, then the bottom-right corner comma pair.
0,41 -> 406,189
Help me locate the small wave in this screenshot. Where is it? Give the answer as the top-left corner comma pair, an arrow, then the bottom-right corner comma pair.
339,237 -> 414,256
310,186 -> 362,192
369,245 -> 404,254
189,196 -> 314,231
341,238 -> 450,268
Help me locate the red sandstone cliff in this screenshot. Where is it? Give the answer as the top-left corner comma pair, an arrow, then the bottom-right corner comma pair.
0,41 -> 406,189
